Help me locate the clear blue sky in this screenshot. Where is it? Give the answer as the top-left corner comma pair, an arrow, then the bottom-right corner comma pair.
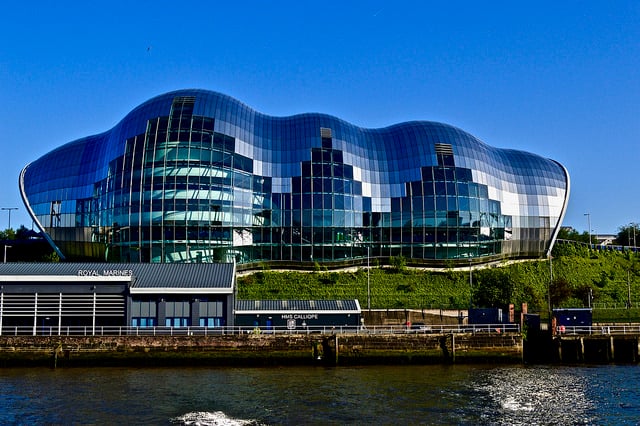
1,1 -> 638,235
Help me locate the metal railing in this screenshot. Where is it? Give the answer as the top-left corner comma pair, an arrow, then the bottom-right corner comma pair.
0,323 -> 520,337
556,325 -> 640,335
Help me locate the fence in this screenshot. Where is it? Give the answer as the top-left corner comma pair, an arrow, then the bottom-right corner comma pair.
0,323 -> 520,337
556,325 -> 640,335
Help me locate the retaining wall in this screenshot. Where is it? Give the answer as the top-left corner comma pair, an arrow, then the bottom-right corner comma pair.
0,333 -> 522,368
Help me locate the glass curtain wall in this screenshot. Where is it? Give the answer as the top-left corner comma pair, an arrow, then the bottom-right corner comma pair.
20,90 -> 569,266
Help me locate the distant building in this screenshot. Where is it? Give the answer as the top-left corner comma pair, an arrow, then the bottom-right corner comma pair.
595,235 -> 616,246
0,262 -> 235,332
235,300 -> 361,330
0,263 -> 362,334
20,90 -> 569,267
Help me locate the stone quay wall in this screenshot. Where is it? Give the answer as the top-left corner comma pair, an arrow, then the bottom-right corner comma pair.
0,332 -> 523,368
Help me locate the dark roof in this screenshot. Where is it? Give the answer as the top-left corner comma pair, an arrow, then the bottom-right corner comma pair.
235,299 -> 361,313
0,263 -> 234,293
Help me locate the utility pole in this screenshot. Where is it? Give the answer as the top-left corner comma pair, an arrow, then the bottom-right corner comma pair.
469,258 -> 473,309
367,245 -> 371,311
584,213 -> 591,246
548,254 -> 553,324
628,270 -> 632,309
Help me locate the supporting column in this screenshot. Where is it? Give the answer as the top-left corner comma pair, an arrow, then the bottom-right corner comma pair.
0,291 -> 3,336
451,333 -> 456,363
191,298 -> 200,328
556,337 -> 563,362
58,292 -> 62,336
157,299 -> 166,327
33,292 -> 38,336
92,291 -> 96,336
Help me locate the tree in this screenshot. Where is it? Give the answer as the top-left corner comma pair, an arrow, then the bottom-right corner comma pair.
473,268 -> 513,308
615,224 -> 639,247
0,228 -> 16,240
550,277 -> 572,307
390,255 -> 407,272
556,227 -> 591,244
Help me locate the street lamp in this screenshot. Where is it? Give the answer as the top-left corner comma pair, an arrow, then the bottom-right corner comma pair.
1,207 -> 18,230
367,245 -> 371,311
469,258 -> 473,309
548,253 -> 553,327
584,213 -> 591,246
3,245 -> 10,263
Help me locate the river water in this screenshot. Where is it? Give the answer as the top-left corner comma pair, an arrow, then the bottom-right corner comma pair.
1,364 -> 639,425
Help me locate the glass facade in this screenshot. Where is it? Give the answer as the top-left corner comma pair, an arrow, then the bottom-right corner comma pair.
20,89 -> 569,266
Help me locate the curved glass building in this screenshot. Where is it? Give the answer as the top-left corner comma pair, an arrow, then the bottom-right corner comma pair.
20,89 -> 569,266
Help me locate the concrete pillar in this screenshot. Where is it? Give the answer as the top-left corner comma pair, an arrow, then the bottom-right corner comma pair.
451,333 -> 456,363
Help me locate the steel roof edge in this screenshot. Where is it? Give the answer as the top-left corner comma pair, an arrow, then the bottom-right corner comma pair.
234,309 -> 360,314
0,275 -> 132,282
130,287 -> 233,294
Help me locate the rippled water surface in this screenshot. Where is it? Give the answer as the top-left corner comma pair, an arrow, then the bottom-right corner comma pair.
1,364 -> 639,424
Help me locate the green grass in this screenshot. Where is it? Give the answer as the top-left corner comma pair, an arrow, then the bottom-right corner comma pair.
237,244 -> 640,318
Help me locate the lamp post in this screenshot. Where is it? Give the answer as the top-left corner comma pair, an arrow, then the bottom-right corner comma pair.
584,213 -> 591,246
548,253 -> 553,327
3,245 -> 10,263
1,207 -> 18,230
469,257 -> 473,309
628,270 -> 632,309
367,245 -> 371,311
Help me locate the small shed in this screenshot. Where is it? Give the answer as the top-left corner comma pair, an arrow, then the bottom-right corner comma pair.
553,308 -> 593,328
235,299 -> 361,330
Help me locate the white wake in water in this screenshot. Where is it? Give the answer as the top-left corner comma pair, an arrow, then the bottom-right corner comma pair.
172,411 -> 262,426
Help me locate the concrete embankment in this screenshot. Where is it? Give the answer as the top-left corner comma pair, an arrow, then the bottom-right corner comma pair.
0,333 -> 523,368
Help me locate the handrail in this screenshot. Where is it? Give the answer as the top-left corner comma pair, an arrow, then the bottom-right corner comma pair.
0,323 -> 520,337
556,325 -> 640,335
11,323 -> 640,337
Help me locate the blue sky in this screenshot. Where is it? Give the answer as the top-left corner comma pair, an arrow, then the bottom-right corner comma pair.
1,1 -> 638,235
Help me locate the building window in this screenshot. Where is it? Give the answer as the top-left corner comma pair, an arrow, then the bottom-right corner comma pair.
199,317 -> 223,327
165,317 -> 189,327
132,317 -> 156,328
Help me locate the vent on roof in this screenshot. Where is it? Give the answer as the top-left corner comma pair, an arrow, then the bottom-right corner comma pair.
320,127 -> 332,149
171,96 -> 196,117
435,143 -> 455,167
434,143 -> 453,155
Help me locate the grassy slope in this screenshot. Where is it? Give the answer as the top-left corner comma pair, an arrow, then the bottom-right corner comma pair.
237,243 -> 640,319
